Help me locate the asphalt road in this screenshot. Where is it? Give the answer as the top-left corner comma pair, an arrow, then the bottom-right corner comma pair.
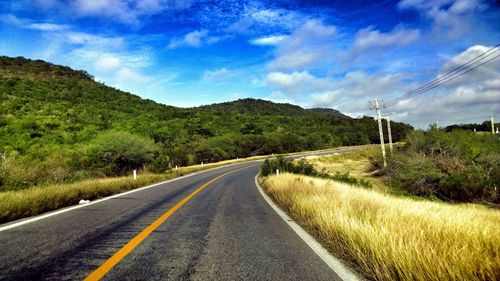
0,149 -> 354,281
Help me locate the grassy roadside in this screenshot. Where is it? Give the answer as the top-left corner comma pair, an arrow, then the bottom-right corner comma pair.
300,144 -> 393,192
0,154 -> 266,224
259,174 -> 500,281
0,146 -> 350,224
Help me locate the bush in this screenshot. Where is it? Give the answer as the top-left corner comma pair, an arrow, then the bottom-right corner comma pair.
330,172 -> 372,188
149,152 -> 171,173
261,157 -> 292,176
379,129 -> 500,203
82,131 -> 158,176
260,157 -> 372,188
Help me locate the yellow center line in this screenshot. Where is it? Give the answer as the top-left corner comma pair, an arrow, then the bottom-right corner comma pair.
84,165 -> 252,281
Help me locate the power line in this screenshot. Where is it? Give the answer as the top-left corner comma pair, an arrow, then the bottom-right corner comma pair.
385,44 -> 499,106
386,52 -> 500,107
385,44 -> 500,107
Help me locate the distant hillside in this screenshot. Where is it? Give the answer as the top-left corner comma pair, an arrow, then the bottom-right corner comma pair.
199,98 -> 346,118
0,56 -> 413,190
199,98 -> 305,115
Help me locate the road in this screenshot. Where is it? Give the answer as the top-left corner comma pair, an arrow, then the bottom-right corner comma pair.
0,149 -> 354,280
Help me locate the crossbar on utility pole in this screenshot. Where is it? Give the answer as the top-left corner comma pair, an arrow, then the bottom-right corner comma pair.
370,99 -> 387,167
386,115 -> 393,157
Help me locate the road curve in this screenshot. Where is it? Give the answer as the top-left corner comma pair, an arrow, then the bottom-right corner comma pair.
0,149 -> 354,280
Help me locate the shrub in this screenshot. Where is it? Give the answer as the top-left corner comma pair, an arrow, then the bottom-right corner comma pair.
260,157 -> 292,176
149,152 -> 171,173
82,131 -> 158,176
330,172 -> 372,188
260,157 -> 372,188
378,129 -> 500,203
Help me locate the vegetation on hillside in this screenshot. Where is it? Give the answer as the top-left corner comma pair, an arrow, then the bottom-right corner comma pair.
260,174 -> 500,281
445,121 -> 499,132
376,128 -> 500,203
0,56 -> 413,191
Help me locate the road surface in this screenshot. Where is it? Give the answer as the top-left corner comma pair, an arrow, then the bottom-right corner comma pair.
0,149 -> 354,280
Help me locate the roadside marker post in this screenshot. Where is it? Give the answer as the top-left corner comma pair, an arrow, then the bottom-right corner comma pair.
276,169 -> 279,176
133,170 -> 137,180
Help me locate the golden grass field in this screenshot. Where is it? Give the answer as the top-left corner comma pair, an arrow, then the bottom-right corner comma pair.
302,144 -> 389,191
260,174 -> 500,281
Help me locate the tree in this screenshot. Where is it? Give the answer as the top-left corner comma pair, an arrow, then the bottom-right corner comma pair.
83,131 -> 158,176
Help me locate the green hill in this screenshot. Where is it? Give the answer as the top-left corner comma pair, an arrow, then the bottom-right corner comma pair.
0,56 -> 413,190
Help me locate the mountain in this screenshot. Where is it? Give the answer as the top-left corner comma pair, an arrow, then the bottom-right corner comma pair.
0,56 -> 413,190
199,98 -> 346,118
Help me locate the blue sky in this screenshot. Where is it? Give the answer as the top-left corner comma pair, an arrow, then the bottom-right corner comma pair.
0,0 -> 499,127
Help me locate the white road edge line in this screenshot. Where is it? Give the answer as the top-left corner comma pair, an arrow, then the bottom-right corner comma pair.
0,159 -> 264,232
254,175 -> 362,281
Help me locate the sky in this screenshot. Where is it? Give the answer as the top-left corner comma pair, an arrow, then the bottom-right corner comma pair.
0,0 -> 499,128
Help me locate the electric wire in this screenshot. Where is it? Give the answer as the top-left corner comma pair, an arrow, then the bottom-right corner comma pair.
384,44 -> 500,107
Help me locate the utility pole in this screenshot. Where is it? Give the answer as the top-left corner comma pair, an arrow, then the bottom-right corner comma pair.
386,115 -> 394,157
492,114 -> 495,134
370,99 -> 387,167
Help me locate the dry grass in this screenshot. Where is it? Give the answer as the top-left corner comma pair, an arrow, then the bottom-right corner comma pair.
261,173 -> 500,281
303,144 -> 391,192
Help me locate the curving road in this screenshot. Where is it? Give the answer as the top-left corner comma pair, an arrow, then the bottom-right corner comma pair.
0,149 -> 355,281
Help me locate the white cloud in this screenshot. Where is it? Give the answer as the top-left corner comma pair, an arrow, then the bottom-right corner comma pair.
28,0 -> 193,25
26,22 -> 70,31
0,14 -> 69,31
437,45 -> 500,86
341,25 -> 420,65
228,6 -> 306,35
250,78 -> 265,87
310,71 -> 407,108
72,0 -> 191,25
249,35 -> 288,46
203,68 -> 231,81
167,29 -> 221,49
398,0 -> 486,39
68,48 -> 151,71
115,67 -> 150,83
263,68 -> 412,112
311,91 -> 342,106
0,14 -> 24,26
268,19 -> 336,70
266,71 -> 314,90
94,56 -> 121,71
270,51 -> 320,70
65,32 -> 125,48
72,0 -> 140,25
353,26 -> 420,51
